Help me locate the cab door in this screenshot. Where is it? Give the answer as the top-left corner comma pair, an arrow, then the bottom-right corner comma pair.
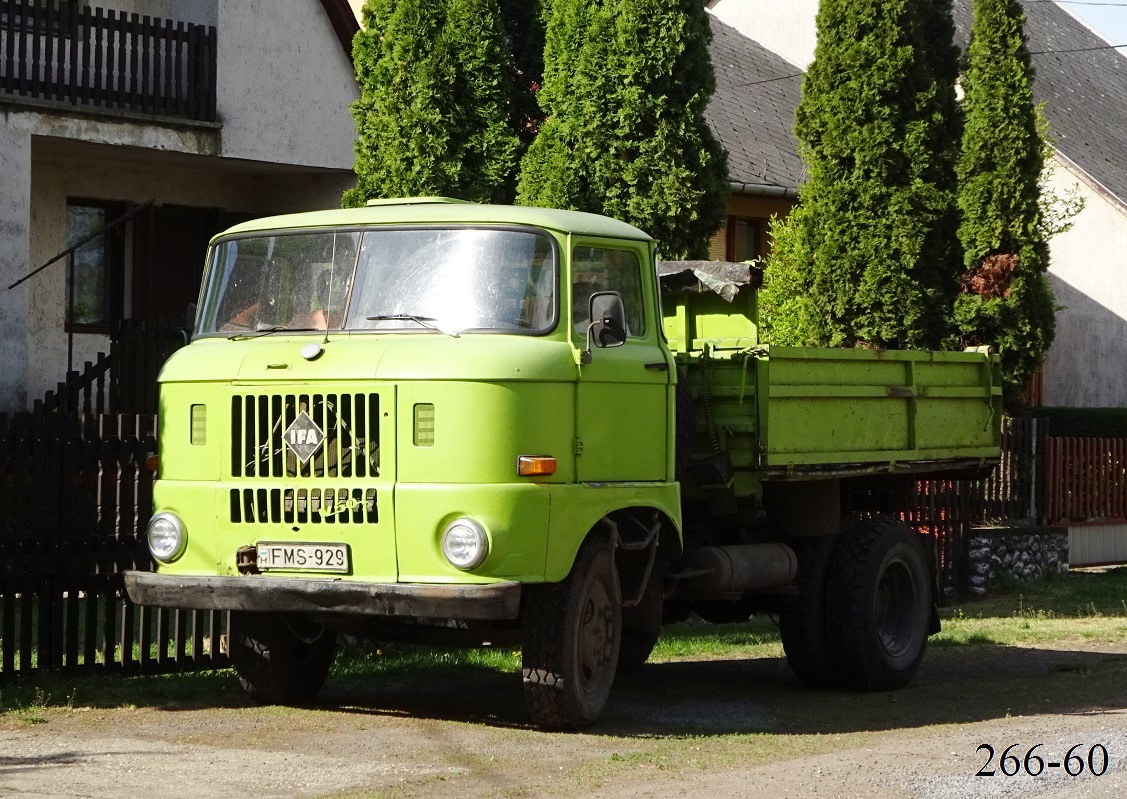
572,238 -> 672,482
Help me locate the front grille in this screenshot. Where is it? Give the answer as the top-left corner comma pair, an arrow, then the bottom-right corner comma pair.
230,487 -> 378,525
231,393 -> 379,479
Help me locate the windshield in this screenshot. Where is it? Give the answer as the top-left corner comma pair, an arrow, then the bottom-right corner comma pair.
196,227 -> 556,337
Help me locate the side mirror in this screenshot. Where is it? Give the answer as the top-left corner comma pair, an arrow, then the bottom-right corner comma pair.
582,291 -> 627,363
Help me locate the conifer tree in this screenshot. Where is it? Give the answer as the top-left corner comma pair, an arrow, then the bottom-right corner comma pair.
761,0 -> 962,349
517,0 -> 728,260
956,0 -> 1054,398
343,0 -> 520,206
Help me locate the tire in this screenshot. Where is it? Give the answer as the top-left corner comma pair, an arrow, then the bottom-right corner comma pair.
229,612 -> 338,704
522,539 -> 622,730
825,518 -> 931,691
618,569 -> 663,672
779,535 -> 842,689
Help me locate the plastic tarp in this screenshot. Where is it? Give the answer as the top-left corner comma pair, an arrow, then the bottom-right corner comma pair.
656,260 -> 763,303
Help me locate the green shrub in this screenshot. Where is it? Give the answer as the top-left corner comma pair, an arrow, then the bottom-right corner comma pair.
955,0 -> 1054,401
517,0 -> 728,260
1031,408 -> 1127,439
344,0 -> 520,206
761,0 -> 963,350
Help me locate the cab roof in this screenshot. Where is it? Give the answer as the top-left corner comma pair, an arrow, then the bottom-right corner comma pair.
215,198 -> 653,243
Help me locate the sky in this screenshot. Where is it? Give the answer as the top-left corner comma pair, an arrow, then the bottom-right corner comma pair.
1057,0 -> 1127,49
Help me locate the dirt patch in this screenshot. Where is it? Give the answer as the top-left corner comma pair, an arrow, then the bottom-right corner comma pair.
2,641 -> 1125,799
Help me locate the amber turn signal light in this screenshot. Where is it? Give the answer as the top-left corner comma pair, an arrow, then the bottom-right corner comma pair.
518,456 -> 557,476
145,454 -> 160,472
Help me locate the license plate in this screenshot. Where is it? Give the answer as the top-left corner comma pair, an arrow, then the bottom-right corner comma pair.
256,542 -> 350,573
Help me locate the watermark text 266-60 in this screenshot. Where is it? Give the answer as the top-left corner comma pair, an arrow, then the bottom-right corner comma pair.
976,744 -> 1109,777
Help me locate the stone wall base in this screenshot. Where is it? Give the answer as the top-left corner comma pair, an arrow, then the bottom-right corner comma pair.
965,526 -> 1069,596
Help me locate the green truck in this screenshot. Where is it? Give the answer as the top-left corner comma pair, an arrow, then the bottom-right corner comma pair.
124,198 -> 1002,730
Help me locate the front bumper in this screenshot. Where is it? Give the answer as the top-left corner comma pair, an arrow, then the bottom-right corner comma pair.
123,571 -> 523,620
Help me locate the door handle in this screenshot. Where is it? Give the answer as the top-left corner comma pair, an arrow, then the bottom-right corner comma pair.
644,361 -> 669,371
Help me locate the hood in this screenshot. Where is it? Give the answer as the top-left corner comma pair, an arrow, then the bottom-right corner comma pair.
158,333 -> 579,384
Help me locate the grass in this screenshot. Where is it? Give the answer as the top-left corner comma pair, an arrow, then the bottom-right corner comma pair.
2,567 -> 1125,728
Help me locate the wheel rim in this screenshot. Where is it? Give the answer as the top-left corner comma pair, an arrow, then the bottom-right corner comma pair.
874,558 -> 920,659
576,577 -> 616,703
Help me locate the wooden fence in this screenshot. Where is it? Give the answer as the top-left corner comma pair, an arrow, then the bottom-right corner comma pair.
0,408 -> 1053,678
0,0 -> 217,121
900,416 -> 1043,597
34,317 -> 188,418
1044,436 -> 1127,525
111,317 -> 190,415
966,416 -> 1047,524
904,479 -> 969,600
0,412 -> 228,680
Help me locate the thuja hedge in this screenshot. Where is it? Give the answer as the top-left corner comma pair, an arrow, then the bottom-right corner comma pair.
1030,408 -> 1127,439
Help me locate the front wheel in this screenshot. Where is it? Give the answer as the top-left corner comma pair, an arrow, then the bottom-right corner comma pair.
825,518 -> 931,691
228,612 -> 337,704
522,539 -> 622,730
618,568 -> 663,673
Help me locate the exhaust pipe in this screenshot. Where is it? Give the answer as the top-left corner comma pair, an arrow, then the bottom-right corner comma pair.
680,543 -> 797,595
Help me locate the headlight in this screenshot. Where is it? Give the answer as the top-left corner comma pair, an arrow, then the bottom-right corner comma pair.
441,517 -> 489,570
147,512 -> 186,563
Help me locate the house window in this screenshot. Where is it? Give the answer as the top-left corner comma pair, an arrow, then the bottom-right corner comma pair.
727,217 -> 761,262
66,200 -> 124,331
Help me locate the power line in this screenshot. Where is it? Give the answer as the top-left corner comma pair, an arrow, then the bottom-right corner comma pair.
1029,43 -> 1127,53
735,73 -> 804,88
733,40 -> 1127,89
1033,2 -> 1127,7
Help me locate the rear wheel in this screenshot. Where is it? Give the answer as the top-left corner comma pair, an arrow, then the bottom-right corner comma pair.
779,536 -> 841,689
229,612 -> 337,704
522,539 -> 621,730
825,518 -> 931,690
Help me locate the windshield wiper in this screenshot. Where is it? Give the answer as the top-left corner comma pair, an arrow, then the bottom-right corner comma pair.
365,314 -> 460,338
227,326 -> 319,341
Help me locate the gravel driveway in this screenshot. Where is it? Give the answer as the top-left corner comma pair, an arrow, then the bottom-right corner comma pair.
2,641 -> 1124,799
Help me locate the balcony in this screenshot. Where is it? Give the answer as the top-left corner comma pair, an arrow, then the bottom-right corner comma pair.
0,0 -> 217,124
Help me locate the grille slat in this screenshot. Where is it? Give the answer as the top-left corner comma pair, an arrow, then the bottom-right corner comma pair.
230,487 -> 378,525
230,392 -> 380,480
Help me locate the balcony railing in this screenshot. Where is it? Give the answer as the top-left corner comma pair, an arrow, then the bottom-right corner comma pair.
0,0 -> 216,122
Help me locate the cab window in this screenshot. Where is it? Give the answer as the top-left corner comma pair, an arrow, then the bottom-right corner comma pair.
571,246 -> 646,337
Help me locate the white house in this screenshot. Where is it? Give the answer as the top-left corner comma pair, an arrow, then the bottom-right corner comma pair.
707,0 -> 1127,409
0,0 -> 361,411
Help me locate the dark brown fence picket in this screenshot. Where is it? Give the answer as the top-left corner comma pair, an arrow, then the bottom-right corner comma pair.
0,412 -> 229,680
0,0 -> 217,122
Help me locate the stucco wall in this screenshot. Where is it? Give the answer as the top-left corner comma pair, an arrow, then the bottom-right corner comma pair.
22,0 -> 359,170
0,127 -> 32,411
1041,158 -> 1127,407
707,0 -> 818,68
216,0 -> 358,170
